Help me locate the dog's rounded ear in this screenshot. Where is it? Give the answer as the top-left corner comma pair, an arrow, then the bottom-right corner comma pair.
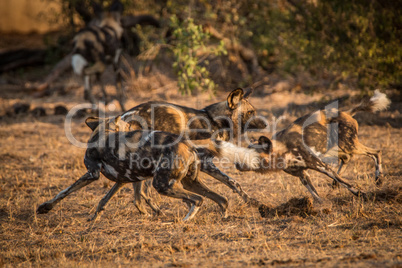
227,88 -> 244,109
85,116 -> 105,131
258,136 -> 273,153
243,87 -> 254,99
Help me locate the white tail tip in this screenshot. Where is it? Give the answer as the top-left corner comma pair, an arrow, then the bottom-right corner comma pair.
370,90 -> 391,112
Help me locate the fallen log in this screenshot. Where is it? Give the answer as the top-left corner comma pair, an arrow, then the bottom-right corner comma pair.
0,49 -> 46,73
121,14 -> 160,28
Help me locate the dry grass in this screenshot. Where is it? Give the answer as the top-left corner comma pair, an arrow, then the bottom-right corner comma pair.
0,72 -> 401,267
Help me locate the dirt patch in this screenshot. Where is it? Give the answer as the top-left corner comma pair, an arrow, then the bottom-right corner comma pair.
258,197 -> 328,218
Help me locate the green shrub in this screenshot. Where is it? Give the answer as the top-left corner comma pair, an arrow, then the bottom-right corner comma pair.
169,15 -> 226,95
44,0 -> 401,92
247,0 -> 401,89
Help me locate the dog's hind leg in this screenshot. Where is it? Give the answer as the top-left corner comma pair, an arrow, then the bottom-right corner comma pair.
83,75 -> 96,104
181,162 -> 228,217
133,181 -> 148,215
140,179 -> 161,215
133,181 -> 161,215
314,162 -> 366,199
37,171 -> 100,214
89,182 -> 124,221
96,73 -> 109,104
337,159 -> 347,175
354,143 -> 383,186
152,168 -> 203,221
332,155 -> 351,188
370,150 -> 383,186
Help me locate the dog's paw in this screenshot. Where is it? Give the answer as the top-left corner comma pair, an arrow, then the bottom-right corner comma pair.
37,202 -> 53,214
375,175 -> 383,187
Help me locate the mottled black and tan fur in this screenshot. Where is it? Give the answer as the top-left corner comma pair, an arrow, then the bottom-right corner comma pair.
93,88 -> 266,214
237,90 -> 391,202
71,0 -> 125,110
37,116 -> 228,221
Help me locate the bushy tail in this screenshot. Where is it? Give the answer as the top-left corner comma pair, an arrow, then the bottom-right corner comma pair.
190,139 -> 261,169
349,90 -> 391,116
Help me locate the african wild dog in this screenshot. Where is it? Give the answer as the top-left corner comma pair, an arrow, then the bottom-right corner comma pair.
37,116 -> 234,221
71,0 -> 125,110
89,88 -> 266,214
234,90 -> 391,202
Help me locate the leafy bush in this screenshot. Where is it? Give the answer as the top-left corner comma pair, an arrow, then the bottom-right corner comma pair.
44,0 -> 401,92
169,15 -> 226,95
169,0 -> 400,90
246,0 -> 401,89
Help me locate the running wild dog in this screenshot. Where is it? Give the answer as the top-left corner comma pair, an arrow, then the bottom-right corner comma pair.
71,0 -> 126,110
234,90 -> 391,202
37,116 -> 233,221
92,88 -> 267,214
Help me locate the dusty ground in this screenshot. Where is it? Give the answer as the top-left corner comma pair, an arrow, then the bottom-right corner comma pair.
0,60 -> 401,267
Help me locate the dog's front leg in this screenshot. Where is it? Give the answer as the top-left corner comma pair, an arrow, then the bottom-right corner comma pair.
297,170 -> 322,203
37,170 -> 100,214
89,182 -> 125,221
201,161 -> 261,207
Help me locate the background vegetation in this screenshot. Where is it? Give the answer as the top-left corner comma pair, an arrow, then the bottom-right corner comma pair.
45,0 -> 401,93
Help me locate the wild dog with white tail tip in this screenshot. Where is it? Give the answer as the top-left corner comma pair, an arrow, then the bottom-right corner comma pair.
234,90 -> 391,202
37,116 -> 228,222
71,0 -> 126,110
